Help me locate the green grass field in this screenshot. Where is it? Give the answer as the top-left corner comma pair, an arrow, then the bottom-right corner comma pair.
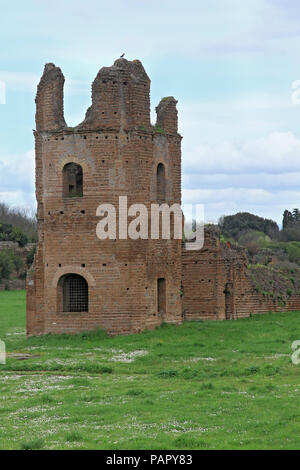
0,290 -> 299,450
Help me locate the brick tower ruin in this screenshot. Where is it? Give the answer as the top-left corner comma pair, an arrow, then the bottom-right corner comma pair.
26,58 -> 183,335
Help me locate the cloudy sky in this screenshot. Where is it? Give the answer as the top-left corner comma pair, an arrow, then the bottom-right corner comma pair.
0,0 -> 300,225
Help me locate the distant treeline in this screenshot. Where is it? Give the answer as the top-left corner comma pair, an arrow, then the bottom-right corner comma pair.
219,212 -> 279,241
0,203 -> 37,246
219,209 -> 300,242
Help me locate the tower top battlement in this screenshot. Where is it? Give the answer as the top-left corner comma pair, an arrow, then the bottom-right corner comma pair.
35,58 -> 178,135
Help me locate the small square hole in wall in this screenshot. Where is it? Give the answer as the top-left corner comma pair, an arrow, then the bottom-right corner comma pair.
81,264 -> 85,267
59,264 -> 61,267
81,210 -> 85,214
102,263 -> 106,266
60,211 -> 64,214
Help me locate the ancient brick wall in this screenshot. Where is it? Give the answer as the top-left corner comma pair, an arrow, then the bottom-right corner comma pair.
182,229 -> 300,321
226,255 -> 300,318
27,59 -> 182,336
182,229 -> 226,321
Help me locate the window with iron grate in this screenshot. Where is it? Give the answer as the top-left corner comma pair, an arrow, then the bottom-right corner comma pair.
63,274 -> 88,312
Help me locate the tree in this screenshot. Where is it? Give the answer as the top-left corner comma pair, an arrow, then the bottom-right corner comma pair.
0,223 -> 28,246
283,210 -> 293,229
0,202 -> 37,242
281,209 -> 300,241
219,212 -> 279,241
0,251 -> 14,281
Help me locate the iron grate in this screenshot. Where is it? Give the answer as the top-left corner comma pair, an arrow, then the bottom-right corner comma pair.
64,275 -> 88,312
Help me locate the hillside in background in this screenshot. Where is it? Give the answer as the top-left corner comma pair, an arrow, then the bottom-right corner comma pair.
0,203 -> 37,244
0,203 -> 37,289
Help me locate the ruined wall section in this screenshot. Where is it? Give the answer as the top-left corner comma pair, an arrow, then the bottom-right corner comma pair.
182,229 -> 300,322
78,58 -> 150,132
222,247 -> 300,318
156,97 -> 178,135
182,228 -> 227,320
27,63 -> 67,335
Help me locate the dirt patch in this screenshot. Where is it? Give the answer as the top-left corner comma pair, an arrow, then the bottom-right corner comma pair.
6,353 -> 41,360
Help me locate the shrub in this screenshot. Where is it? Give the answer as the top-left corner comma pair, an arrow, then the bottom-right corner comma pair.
0,202 -> 37,242
0,250 -> 14,281
157,369 -> 178,378
20,438 -> 44,450
65,431 -> 83,442
0,223 -> 28,246
0,249 -> 24,282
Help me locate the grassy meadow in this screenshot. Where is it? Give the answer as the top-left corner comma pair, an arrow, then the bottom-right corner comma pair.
0,290 -> 300,450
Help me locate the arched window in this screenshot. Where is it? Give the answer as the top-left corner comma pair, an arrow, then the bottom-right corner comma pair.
157,163 -> 166,203
63,163 -> 83,197
60,274 -> 88,312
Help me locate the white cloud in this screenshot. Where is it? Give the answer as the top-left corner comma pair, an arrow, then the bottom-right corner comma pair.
2,0 -> 300,68
183,188 -> 300,225
183,131 -> 300,174
181,130 -> 300,224
0,70 -> 90,100
0,72 -> 39,93
0,150 -> 35,208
